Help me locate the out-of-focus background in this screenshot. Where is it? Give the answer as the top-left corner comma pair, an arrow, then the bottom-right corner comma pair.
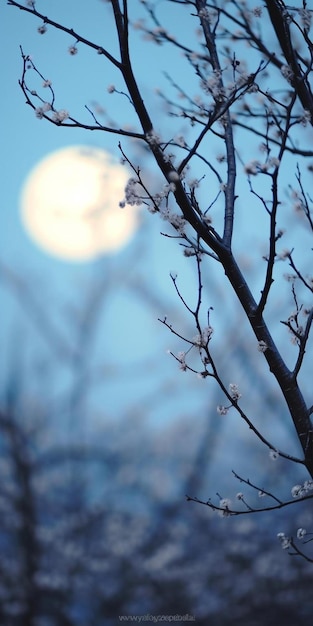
0,2 -> 312,624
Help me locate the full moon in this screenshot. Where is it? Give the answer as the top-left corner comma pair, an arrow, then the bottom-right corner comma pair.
20,146 -> 140,260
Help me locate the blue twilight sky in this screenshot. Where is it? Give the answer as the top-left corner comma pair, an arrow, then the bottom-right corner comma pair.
0,1 -> 311,465
1,0 -> 206,279
1,0 -> 219,435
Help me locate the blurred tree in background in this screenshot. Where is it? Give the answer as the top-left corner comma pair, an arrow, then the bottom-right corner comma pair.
0,267 -> 312,625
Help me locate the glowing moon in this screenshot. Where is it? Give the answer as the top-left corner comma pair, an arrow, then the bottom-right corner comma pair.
20,146 -> 140,260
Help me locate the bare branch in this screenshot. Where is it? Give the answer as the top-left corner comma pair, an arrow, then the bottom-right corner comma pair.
8,0 -> 121,67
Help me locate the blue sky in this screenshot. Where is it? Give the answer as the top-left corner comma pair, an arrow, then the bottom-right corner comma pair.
1,1 -> 219,438
1,0 -> 200,270
1,1 -> 311,464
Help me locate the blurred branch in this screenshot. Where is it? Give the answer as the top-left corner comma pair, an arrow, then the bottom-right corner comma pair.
0,262 -> 75,360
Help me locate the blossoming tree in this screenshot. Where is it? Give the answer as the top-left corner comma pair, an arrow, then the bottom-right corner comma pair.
7,0 -> 313,557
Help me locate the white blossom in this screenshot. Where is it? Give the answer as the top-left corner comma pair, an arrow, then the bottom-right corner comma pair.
188,178 -> 200,189
202,214 -> 212,226
183,247 -> 195,257
168,170 -> 180,182
217,405 -> 228,416
35,107 -> 44,119
244,157 -> 280,175
269,449 -> 278,461
268,157 -> 280,168
52,109 -> 69,123
151,193 -> 163,208
124,178 -> 142,206
175,135 -> 187,148
177,351 -> 187,372
277,532 -> 291,550
297,527 -> 307,539
218,498 -> 231,517
291,484 -> 303,498
201,72 -> 225,100
244,159 -> 260,175
146,129 -> 161,145
197,7 -> 210,19
170,213 -> 186,235
303,479 -> 313,491
281,65 -> 294,82
147,204 -> 158,214
194,326 -> 214,347
229,383 -> 241,401
203,325 -> 214,342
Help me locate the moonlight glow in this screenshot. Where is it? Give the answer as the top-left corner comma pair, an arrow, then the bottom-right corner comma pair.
20,146 -> 140,260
